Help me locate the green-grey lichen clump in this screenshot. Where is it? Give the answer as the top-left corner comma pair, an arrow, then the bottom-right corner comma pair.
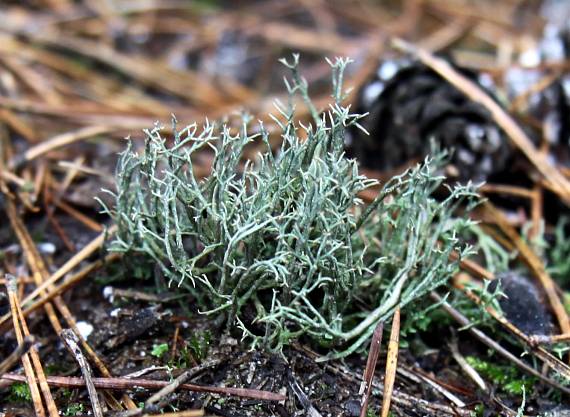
102,55 -> 478,358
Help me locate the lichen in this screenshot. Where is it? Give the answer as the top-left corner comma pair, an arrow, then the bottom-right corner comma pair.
101,56 -> 478,358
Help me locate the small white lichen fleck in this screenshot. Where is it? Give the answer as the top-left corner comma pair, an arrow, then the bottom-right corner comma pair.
76,321 -> 94,340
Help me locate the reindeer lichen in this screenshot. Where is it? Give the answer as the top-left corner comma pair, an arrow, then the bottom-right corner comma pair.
102,56 -> 478,357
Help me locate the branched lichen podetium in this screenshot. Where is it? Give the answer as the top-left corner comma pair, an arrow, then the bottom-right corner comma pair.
101,55 -> 479,358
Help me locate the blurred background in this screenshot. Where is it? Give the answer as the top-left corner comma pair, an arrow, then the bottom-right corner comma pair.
2,0 -> 570,190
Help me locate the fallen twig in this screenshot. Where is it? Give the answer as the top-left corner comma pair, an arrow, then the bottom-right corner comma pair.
1,373 -> 287,402
145,369 -> 192,408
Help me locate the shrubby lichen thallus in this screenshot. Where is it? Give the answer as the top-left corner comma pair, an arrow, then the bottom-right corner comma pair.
100,55 -> 479,359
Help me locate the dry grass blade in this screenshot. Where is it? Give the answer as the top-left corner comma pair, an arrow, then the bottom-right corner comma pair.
397,366 -> 466,407
4,200 -> 133,409
380,307 -> 400,417
531,333 -> 570,344
15,125 -> 115,167
0,108 -> 38,142
510,71 -> 561,113
18,225 -> 116,313
53,199 -> 104,232
392,37 -> 570,204
6,198 -> 64,333
14,302 -> 59,417
448,339 -> 487,392
6,274 -> 59,417
479,184 -> 535,200
5,275 -> 46,417
0,254 -> 120,332
60,329 -> 103,417
359,321 -> 384,417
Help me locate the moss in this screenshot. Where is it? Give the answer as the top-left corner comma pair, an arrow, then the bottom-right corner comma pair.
466,356 -> 537,396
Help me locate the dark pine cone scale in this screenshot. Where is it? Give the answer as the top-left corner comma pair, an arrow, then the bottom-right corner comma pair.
347,60 -> 512,183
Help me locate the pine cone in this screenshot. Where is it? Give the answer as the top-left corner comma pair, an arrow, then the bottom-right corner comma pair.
347,60 -> 511,182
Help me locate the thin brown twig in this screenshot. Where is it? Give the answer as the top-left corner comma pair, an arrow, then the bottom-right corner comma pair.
6,198 -> 64,333
15,225 -> 116,314
0,373 -> 288,401
145,369 -> 192,407
144,411 -> 204,417
54,198 -> 104,232
109,408 -> 204,417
